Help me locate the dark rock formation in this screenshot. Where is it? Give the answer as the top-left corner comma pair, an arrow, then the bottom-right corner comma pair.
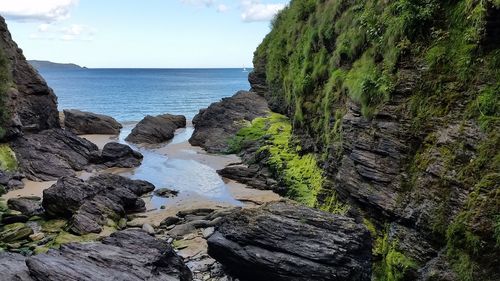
7,197 -> 44,217
0,16 -> 59,139
0,170 -> 24,192
0,230 -> 193,281
100,142 -> 143,168
189,91 -> 269,153
43,174 -> 154,234
207,201 -> 372,281
63,109 -> 122,135
125,114 -> 186,144
10,129 -> 100,181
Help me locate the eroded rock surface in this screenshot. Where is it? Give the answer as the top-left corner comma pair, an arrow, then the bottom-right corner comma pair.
43,174 -> 154,234
189,91 -> 269,153
207,201 -> 372,281
126,114 -> 186,144
63,109 -> 122,135
0,230 -> 193,281
7,197 -> 44,217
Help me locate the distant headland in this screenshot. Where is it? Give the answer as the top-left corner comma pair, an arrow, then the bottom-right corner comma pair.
28,60 -> 86,71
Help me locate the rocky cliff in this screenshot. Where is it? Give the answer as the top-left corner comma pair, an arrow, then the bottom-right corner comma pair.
0,16 -> 59,140
247,1 -> 500,280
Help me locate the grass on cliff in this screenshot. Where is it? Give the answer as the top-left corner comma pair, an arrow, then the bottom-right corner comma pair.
255,0 -> 500,280
229,113 -> 346,212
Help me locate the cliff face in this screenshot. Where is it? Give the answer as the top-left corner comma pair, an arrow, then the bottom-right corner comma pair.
250,0 -> 499,280
0,16 -> 59,140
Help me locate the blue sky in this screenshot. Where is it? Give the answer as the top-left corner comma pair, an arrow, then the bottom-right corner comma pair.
0,0 -> 288,68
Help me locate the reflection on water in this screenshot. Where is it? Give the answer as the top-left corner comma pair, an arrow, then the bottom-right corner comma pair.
115,124 -> 242,209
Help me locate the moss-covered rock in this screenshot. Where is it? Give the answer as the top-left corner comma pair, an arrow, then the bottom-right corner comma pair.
251,0 -> 499,280
0,144 -> 17,171
0,222 -> 33,243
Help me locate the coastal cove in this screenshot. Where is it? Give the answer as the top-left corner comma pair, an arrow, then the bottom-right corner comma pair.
1,0 -> 499,280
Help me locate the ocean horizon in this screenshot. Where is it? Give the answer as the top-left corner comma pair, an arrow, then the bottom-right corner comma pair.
38,68 -> 252,123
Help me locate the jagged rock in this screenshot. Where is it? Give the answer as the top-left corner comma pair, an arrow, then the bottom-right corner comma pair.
0,171 -> 24,192
154,187 -> 179,198
0,16 -> 59,140
10,129 -> 100,181
217,163 -> 274,190
161,216 -> 181,227
63,109 -> 122,135
189,91 -> 269,153
7,197 -> 44,217
416,251 -> 459,281
125,114 -> 186,144
0,223 -> 33,243
207,201 -> 372,281
43,174 -> 154,235
1,213 -> 29,224
100,142 -> 143,168
0,230 -> 192,281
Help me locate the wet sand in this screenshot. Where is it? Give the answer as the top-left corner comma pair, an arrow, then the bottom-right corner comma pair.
2,180 -> 56,200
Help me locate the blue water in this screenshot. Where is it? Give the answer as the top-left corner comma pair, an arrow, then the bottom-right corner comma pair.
38,68 -> 251,122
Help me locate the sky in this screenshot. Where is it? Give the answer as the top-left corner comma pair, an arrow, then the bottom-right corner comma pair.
0,0 -> 289,68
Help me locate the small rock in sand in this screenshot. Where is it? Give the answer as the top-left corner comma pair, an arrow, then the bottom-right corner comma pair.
142,223 -> 155,235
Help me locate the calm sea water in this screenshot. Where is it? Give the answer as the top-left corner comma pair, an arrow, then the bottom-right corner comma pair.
38,68 -> 251,122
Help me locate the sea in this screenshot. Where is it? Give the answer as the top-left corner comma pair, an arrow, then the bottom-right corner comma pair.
38,68 -> 251,122
35,68 -> 252,208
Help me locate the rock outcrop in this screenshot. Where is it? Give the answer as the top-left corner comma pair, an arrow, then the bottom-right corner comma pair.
11,129 -> 100,181
126,114 -> 186,144
63,109 -> 122,135
43,174 -> 155,234
0,230 -> 193,281
11,129 -> 143,181
100,142 -> 143,168
0,170 -> 24,192
0,16 -> 59,139
207,201 -> 372,281
189,91 -> 269,153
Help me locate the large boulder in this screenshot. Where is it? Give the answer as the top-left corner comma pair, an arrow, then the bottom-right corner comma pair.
189,91 -> 269,153
100,142 -> 143,168
207,201 -> 372,281
125,114 -> 186,144
0,16 -> 59,140
43,174 -> 154,235
0,230 -> 193,281
10,129 -> 100,181
63,109 -> 122,135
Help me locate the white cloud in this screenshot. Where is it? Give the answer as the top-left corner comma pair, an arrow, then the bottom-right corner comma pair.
241,0 -> 286,22
30,23 -> 95,42
0,0 -> 78,23
217,4 -> 229,13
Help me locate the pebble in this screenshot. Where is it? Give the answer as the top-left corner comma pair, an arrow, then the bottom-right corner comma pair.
142,223 -> 155,235
29,232 -> 45,241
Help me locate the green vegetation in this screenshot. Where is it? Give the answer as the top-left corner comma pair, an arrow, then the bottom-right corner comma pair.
229,113 -> 346,212
0,48 -> 10,140
372,228 -> 418,281
0,144 -> 17,171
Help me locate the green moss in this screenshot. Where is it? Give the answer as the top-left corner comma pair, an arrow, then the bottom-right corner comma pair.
373,229 -> 418,281
0,144 -> 17,171
229,113 -> 345,212
41,219 -> 68,234
50,231 -> 98,248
